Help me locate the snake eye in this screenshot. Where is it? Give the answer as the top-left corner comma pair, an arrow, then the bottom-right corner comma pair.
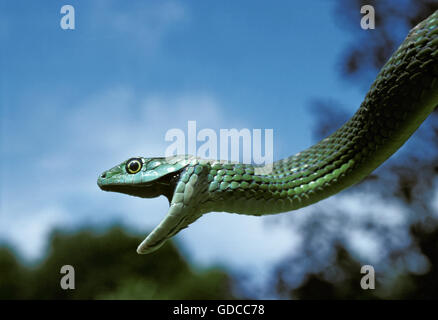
126,158 -> 142,174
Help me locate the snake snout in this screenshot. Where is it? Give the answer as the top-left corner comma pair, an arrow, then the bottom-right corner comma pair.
97,170 -> 113,189
97,173 -> 106,189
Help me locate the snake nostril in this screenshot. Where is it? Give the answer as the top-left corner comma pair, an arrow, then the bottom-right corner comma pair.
101,173 -> 106,178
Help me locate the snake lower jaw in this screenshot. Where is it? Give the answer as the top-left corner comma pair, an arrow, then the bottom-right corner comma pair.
98,183 -> 162,199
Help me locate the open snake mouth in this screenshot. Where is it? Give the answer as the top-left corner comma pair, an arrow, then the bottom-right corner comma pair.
98,168 -> 185,202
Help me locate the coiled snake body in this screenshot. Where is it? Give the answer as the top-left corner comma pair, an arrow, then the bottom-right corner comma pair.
98,11 -> 438,254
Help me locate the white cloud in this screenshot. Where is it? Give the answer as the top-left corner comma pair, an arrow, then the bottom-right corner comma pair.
178,211 -> 299,266
0,205 -> 73,261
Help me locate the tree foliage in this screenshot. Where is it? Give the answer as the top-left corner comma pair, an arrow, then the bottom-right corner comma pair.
0,227 -> 235,299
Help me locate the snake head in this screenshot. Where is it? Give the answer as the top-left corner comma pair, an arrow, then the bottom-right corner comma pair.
98,155 -> 207,254
97,156 -> 189,202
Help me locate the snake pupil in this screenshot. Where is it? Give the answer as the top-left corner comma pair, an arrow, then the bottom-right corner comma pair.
130,162 -> 139,171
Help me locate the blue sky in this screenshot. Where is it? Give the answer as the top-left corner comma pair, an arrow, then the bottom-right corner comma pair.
3,0 -> 419,294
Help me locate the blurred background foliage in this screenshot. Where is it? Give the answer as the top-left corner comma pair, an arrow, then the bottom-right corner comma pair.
0,227 -> 235,299
1,0 -> 438,300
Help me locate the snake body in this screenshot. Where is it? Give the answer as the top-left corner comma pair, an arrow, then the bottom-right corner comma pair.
98,11 -> 438,254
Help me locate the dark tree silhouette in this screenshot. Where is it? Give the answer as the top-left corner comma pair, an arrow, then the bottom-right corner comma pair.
0,227 -> 235,299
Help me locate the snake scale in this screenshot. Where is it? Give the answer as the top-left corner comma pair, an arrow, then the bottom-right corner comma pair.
98,10 -> 438,254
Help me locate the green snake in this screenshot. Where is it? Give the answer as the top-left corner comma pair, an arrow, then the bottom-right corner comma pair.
98,11 -> 438,254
